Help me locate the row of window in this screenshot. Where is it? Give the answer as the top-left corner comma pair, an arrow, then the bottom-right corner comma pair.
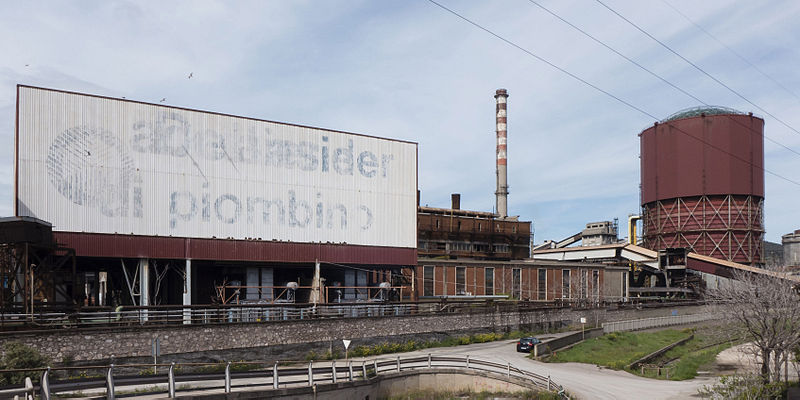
418,241 -> 510,253
421,266 -> 603,300
427,219 -> 519,233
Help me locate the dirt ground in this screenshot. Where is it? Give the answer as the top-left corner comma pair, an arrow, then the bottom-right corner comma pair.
709,343 -> 799,380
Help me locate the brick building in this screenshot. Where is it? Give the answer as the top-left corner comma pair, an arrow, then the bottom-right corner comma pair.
413,195 -> 626,302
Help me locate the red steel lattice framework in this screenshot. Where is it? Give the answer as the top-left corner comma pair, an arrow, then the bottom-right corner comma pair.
642,195 -> 764,265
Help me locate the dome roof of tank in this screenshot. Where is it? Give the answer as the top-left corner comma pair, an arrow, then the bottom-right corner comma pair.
661,106 -> 746,123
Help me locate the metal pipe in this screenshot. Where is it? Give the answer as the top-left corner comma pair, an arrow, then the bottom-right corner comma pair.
494,89 -> 509,218
628,215 -> 641,245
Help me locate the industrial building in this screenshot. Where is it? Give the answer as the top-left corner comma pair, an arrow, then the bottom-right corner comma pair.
7,85 -> 418,310
413,90 -> 627,302
784,230 -> 800,268
639,106 -> 765,266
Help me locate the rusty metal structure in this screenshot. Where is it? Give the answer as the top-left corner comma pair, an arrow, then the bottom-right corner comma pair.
640,107 -> 765,266
0,217 -> 76,312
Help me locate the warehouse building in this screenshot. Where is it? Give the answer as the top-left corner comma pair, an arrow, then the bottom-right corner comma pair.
10,85 -> 418,309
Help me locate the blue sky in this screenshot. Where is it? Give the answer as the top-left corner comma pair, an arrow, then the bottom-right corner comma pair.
1,0 -> 798,243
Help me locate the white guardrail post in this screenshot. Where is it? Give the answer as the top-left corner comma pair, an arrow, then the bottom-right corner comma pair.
168,362 -> 175,398
273,362 -> 279,389
348,361 -> 354,381
362,361 -> 367,380
224,362 -> 231,393
40,367 -> 50,400
331,361 -> 336,383
106,364 -> 115,400
308,361 -> 314,386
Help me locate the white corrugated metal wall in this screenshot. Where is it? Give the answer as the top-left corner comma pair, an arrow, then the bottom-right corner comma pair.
16,86 -> 417,248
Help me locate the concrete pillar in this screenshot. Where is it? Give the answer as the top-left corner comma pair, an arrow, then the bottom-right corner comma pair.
183,260 -> 192,324
138,259 -> 149,322
310,260 -> 321,305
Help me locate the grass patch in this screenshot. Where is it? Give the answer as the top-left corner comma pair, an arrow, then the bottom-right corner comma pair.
547,329 -> 691,370
306,330 -> 541,360
547,324 -> 739,381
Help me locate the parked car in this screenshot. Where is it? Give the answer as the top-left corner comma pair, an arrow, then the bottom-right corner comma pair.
516,337 -> 541,353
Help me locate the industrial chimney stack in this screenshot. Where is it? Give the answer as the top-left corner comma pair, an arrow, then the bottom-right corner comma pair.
494,89 -> 509,218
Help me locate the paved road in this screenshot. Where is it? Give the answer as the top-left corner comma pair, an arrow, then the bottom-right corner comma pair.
398,336 -> 715,400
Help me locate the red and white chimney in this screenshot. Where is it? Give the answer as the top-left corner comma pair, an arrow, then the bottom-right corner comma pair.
494,89 -> 509,218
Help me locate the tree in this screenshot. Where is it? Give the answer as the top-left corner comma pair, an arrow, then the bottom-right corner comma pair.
0,342 -> 48,385
705,267 -> 800,384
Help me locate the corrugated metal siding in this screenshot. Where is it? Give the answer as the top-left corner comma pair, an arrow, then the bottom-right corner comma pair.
640,114 -> 764,204
54,232 -> 416,265
18,86 -> 417,249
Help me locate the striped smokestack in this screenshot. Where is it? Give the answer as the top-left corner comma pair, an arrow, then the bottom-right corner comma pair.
494,88 -> 509,218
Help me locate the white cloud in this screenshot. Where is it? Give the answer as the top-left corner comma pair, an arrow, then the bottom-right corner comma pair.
1,0 -> 798,244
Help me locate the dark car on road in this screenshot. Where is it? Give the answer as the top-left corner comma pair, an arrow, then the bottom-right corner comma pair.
516,337 -> 541,353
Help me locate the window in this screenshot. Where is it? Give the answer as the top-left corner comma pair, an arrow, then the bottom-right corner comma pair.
622,271 -> 628,300
562,269 -> 571,299
512,268 -> 522,299
485,268 -> 494,296
417,240 -> 427,250
593,270 -> 600,301
423,266 -> 434,297
456,267 -> 466,295
473,243 -> 490,252
537,269 -> 546,300
580,270 -> 588,299
493,244 -> 509,253
435,219 -> 440,229
451,242 -> 471,252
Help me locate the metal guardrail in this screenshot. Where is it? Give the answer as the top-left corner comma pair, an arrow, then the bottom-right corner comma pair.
0,300 -> 578,331
0,355 -> 568,399
0,299 -> 704,331
601,313 -> 719,333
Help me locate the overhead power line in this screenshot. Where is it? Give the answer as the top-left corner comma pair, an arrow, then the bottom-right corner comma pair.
424,0 -> 800,187
594,0 -> 800,138
661,0 -> 800,104
525,0 -> 800,158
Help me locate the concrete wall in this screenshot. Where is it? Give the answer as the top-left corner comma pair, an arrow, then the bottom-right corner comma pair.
176,369 -> 537,399
533,327 -> 604,357
0,304 -> 706,363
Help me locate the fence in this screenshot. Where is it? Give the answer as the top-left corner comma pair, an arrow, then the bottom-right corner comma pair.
601,313 -> 719,333
0,300 -> 575,331
0,354 -> 568,400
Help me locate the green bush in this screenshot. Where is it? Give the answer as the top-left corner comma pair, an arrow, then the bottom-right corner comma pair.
0,342 -> 49,385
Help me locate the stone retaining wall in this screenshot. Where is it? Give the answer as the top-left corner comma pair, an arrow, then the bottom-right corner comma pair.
0,304 -> 706,363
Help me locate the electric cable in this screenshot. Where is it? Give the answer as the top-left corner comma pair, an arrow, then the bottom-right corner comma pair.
661,0 -> 800,104
595,0 -> 800,138
425,0 -> 800,186
526,0 -> 800,158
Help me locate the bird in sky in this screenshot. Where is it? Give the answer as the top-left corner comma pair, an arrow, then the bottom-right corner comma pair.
160,98 -> 166,102
188,72 -> 193,79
